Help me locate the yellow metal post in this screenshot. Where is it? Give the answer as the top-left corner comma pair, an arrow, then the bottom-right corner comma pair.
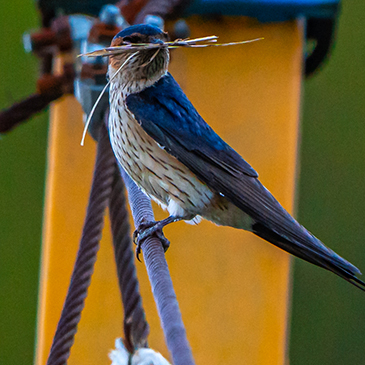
36,18 -> 303,365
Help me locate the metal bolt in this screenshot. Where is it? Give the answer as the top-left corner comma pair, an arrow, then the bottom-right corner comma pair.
144,15 -> 164,30
174,19 -> 190,39
100,5 -> 120,25
99,5 -> 128,28
23,32 -> 33,53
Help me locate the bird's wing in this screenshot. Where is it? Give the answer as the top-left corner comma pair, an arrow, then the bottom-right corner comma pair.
127,73 -> 258,179
126,73 -> 363,286
126,74 -> 311,249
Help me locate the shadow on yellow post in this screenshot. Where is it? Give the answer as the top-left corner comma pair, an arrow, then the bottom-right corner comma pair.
35,18 -> 303,365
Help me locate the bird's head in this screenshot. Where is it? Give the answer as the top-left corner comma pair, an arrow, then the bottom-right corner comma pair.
108,24 -> 169,93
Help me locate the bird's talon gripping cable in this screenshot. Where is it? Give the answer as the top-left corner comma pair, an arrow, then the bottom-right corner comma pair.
132,220 -> 156,245
134,221 -> 171,261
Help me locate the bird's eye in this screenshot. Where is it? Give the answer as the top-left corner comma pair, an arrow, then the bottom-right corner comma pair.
123,35 -> 141,44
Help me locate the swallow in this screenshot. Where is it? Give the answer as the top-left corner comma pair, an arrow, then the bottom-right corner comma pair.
107,24 -> 364,290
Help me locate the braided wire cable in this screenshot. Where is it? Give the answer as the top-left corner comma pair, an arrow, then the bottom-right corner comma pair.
119,166 -> 196,365
109,169 -> 149,352
0,91 -> 62,134
47,124 -> 115,365
0,62 -> 74,134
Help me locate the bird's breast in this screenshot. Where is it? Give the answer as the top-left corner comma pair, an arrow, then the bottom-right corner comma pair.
108,91 -> 215,217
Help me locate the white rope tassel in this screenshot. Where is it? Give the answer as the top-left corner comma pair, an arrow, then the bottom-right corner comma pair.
110,338 -> 171,365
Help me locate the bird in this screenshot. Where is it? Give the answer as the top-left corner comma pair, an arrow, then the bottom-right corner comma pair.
107,23 -> 365,290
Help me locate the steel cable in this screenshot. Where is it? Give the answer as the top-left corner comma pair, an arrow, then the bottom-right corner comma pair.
47,124 -> 115,365
109,169 -> 150,352
0,91 -> 62,134
119,167 -> 196,365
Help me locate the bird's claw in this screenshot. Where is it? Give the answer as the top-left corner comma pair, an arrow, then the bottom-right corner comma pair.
133,221 -> 170,261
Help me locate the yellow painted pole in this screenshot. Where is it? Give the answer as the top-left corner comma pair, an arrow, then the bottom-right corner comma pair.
136,17 -> 303,364
35,17 -> 303,365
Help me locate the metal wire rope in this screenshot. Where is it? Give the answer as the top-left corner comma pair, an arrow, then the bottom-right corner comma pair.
47,124 -> 115,365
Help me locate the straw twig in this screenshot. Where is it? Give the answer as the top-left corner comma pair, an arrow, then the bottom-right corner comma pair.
80,36 -> 263,58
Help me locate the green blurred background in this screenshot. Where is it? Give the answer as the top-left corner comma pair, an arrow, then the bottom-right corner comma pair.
0,1 -> 364,364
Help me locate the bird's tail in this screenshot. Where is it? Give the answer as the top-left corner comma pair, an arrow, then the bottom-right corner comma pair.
252,222 -> 365,291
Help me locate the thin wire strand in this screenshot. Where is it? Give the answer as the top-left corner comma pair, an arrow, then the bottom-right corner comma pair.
80,52 -> 138,146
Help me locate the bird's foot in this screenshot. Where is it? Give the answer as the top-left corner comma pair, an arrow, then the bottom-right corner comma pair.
133,221 -> 170,261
